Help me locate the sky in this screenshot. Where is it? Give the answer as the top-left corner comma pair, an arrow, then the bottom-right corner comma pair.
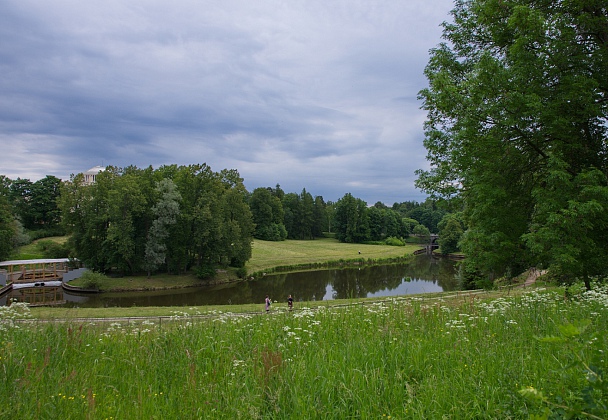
1,0 -> 454,205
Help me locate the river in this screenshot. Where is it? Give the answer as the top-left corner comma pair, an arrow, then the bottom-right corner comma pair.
2,255 -> 459,308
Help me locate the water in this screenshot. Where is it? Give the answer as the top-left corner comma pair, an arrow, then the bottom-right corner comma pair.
1,255 -> 459,308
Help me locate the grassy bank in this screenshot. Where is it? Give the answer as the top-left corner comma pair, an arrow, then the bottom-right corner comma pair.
63,238 -> 420,291
2,284 -> 606,419
245,238 -> 420,274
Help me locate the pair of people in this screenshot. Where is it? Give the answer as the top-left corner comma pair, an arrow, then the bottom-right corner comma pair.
265,294 -> 294,312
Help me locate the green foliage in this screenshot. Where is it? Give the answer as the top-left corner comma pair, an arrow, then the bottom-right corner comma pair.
417,0 -> 608,282
384,236 -> 405,246
282,189 -> 322,240
521,303 -> 608,419
412,224 -> 430,241
144,179 -> 181,276
27,227 -> 66,241
9,175 -> 62,230
456,259 -> 490,290
0,195 -> 17,261
78,270 -> 108,290
334,193 -> 370,243
437,212 -> 464,255
36,240 -> 70,259
250,187 -> 287,241
195,265 -> 217,280
59,164 -> 255,276
524,163 -> 608,289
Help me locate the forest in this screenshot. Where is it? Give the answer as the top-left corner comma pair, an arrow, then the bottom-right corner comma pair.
0,165 -> 459,278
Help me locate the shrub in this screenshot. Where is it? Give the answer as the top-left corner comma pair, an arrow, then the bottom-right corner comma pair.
78,270 -> 106,290
36,240 -> 70,258
195,266 -> 217,280
384,236 -> 405,246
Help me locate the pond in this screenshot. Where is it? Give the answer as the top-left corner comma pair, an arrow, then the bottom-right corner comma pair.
1,255 -> 460,308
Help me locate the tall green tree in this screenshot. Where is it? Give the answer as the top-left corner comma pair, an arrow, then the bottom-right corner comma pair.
312,195 -> 326,237
417,0 -> 608,283
144,179 -> 181,277
30,175 -> 62,229
334,193 -> 370,243
105,172 -> 148,274
249,187 -> 286,241
437,212 -> 465,255
0,195 -> 17,261
9,178 -> 34,228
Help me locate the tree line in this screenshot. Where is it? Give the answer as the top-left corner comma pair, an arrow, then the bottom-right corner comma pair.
0,165 -> 461,277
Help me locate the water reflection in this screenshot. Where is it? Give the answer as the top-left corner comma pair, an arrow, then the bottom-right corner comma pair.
1,255 -> 459,308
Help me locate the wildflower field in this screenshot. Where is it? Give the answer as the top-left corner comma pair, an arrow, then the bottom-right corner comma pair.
1,285 -> 606,419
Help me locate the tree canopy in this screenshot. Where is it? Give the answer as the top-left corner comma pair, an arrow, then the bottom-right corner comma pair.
59,164 -> 254,277
417,0 -> 608,285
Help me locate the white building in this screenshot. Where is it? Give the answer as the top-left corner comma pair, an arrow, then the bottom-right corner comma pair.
83,166 -> 105,185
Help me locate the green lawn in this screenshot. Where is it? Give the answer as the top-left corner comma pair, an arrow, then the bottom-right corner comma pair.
246,237 -> 420,274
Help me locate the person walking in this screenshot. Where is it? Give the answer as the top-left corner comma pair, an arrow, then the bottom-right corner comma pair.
287,294 -> 293,311
265,295 -> 271,313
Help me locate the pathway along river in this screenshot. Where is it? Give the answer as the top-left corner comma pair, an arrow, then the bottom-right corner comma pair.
4,255 -> 459,308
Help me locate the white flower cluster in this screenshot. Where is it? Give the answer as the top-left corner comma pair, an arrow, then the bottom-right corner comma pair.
0,301 -> 31,330
581,284 -> 608,309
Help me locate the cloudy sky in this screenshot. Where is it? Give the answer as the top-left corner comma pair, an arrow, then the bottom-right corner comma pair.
1,0 -> 453,205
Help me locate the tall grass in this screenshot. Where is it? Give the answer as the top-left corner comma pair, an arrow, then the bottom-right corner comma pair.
1,284 -> 606,419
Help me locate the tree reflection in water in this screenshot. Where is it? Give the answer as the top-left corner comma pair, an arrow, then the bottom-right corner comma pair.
54,255 -> 459,308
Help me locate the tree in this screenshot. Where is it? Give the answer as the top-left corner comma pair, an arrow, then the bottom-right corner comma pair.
437,212 -> 464,255
417,0 -> 608,284
249,187 -> 286,241
220,183 -> 254,268
412,224 -> 431,242
60,163 -> 255,276
9,178 -> 34,228
30,175 -> 62,229
334,193 -> 370,243
0,195 -> 17,260
312,195 -> 326,237
106,172 -> 148,274
144,179 -> 181,277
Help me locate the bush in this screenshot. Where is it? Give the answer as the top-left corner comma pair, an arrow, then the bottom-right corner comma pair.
78,270 -> 106,290
384,236 -> 405,246
36,240 -> 70,258
195,266 -> 217,280
235,267 -> 248,279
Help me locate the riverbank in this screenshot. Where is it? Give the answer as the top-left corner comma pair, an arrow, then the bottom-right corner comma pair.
66,238 -> 422,292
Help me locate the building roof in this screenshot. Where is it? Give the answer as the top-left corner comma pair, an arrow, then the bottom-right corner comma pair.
84,165 -> 106,175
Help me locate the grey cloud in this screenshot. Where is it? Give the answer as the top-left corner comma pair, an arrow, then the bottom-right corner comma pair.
0,0 -> 453,204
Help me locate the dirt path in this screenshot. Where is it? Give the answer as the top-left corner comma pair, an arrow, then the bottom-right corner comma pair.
521,268 -> 545,288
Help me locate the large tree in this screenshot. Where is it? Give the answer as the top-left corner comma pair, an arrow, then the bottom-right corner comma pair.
417,0 -> 608,284
249,187 -> 286,241
334,193 -> 370,243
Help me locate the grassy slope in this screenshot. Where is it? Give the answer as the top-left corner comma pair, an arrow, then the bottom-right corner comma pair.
245,237 -> 420,273
9,236 -> 67,260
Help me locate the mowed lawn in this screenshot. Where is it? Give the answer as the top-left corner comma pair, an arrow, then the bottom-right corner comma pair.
246,237 -> 421,274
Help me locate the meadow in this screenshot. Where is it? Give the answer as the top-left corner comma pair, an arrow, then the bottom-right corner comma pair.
1,284 -> 606,419
246,238 -> 421,275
